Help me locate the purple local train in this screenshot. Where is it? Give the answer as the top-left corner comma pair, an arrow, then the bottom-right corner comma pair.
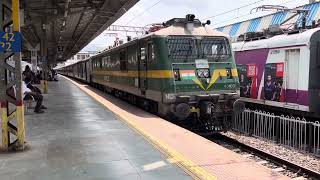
233,28 -> 320,116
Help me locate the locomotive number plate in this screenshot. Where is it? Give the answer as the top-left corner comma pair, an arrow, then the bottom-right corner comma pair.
195,59 -> 209,69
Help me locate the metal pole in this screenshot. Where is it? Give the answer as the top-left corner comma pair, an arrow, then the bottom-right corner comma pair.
0,0 -> 25,151
12,0 -> 25,149
0,1 -> 9,150
31,49 -> 38,73
40,21 -> 48,94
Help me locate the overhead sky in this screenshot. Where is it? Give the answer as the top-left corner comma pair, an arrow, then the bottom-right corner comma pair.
81,0 -> 310,52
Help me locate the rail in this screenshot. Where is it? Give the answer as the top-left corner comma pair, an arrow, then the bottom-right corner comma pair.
214,134 -> 320,180
233,109 -> 320,156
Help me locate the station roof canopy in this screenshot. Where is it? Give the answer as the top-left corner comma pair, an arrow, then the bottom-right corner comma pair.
215,1 -> 320,38
20,0 -> 139,63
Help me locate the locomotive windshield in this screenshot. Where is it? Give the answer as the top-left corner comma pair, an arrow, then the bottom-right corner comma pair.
167,36 -> 231,62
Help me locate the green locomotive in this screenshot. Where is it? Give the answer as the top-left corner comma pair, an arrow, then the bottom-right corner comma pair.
62,15 -> 244,132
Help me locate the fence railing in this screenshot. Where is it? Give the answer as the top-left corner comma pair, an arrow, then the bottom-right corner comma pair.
279,116 -> 307,151
253,111 -> 277,141
233,109 -> 320,156
313,121 -> 320,155
233,109 -> 251,134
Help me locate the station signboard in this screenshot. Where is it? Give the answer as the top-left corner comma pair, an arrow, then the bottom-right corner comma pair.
0,32 -> 22,52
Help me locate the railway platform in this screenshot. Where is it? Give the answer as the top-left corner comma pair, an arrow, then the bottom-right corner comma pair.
0,76 -> 291,180
0,77 -> 190,180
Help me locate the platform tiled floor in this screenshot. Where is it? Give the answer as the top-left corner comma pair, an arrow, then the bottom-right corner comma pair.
0,78 -> 191,180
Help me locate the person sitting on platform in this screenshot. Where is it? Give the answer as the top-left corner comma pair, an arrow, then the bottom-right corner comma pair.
23,76 -> 47,114
25,76 -> 42,94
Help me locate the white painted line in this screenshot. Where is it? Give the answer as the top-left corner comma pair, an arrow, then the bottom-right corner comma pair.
143,161 -> 167,171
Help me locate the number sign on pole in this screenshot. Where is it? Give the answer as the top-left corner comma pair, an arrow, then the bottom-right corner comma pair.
0,32 -> 22,52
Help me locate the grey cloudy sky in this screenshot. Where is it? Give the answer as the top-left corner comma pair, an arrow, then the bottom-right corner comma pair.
81,0 -> 309,52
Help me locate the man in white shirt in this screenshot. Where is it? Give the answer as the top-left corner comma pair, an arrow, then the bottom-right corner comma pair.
23,77 -> 45,114
22,81 -> 32,95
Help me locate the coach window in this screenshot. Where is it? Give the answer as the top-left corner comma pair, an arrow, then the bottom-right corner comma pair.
102,57 -> 105,68
107,57 -> 110,66
95,59 -> 99,69
141,47 -> 146,64
147,43 -> 155,62
99,58 -> 103,69
120,50 -> 128,71
101,58 -> 105,68
106,56 -> 110,68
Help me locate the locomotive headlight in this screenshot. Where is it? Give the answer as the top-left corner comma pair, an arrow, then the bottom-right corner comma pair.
197,69 -> 210,78
197,69 -> 203,77
203,69 -> 210,78
226,68 -> 232,79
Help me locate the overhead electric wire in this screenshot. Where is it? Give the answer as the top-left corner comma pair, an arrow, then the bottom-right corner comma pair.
125,0 -> 163,25
201,0 -> 265,21
212,0 -> 300,27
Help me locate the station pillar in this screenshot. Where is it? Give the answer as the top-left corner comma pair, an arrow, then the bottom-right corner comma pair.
40,22 -> 48,94
31,47 -> 39,73
0,0 -> 26,151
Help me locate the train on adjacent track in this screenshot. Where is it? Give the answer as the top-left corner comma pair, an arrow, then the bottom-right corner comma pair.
233,27 -> 320,118
58,15 -> 244,133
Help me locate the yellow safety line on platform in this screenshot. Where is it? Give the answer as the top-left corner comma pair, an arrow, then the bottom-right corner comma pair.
64,76 -> 217,180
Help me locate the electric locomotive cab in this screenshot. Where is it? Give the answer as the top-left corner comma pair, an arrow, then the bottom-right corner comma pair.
157,15 -> 244,131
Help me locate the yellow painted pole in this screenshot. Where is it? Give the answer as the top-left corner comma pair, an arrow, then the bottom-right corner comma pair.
44,80 -> 48,94
41,80 -> 48,94
12,0 -> 19,32
12,0 -> 25,149
16,105 -> 25,147
1,103 -> 9,149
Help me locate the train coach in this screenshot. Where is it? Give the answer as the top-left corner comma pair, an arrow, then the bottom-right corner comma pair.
59,58 -> 92,83
59,15 -> 245,133
233,27 -> 320,117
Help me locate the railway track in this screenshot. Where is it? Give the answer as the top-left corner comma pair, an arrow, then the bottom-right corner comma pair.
209,134 -> 320,180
